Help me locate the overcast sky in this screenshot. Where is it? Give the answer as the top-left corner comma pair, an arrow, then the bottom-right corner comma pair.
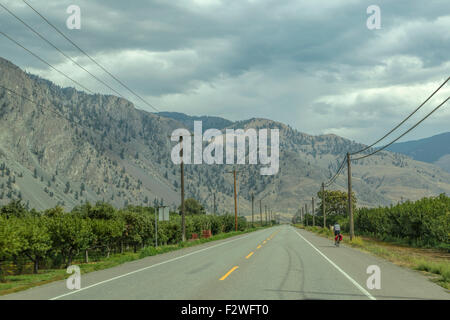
1,0 -> 449,144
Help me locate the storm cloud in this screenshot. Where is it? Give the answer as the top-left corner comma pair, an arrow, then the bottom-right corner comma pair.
1,0 -> 449,144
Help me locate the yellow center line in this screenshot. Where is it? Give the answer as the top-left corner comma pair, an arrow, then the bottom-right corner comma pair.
246,252 -> 254,259
257,245 -> 262,249
219,266 -> 239,280
263,240 -> 267,244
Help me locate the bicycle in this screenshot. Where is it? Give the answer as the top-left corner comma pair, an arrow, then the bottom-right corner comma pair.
334,233 -> 343,247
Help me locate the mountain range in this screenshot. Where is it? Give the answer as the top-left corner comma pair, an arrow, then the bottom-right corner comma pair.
1,57 -> 449,221
387,132 -> 450,173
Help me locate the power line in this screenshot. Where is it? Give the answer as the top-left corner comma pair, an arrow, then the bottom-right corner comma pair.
1,84 -> 98,134
352,96 -> 449,161
324,154 -> 347,187
22,0 -> 160,112
324,77 -> 449,187
0,2 -> 125,99
0,30 -> 93,94
350,76 -> 449,155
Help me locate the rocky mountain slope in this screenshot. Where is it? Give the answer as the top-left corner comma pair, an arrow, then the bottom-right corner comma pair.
1,57 -> 449,220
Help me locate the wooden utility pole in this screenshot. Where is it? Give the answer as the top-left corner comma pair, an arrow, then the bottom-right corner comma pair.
322,182 -> 326,228
154,199 -> 159,247
259,199 -> 262,226
301,207 -> 304,224
225,169 -> 239,231
233,169 -> 237,231
312,197 -> 315,227
347,152 -> 354,240
180,136 -> 186,242
251,193 -> 254,227
305,203 -> 308,226
213,193 -> 216,215
265,205 -> 267,226
170,133 -> 192,242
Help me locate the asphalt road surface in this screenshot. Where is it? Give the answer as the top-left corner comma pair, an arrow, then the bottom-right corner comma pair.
2,225 -> 448,300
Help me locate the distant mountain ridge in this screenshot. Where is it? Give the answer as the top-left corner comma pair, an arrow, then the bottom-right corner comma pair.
157,112 -> 233,131
1,57 -> 450,220
386,132 -> 450,172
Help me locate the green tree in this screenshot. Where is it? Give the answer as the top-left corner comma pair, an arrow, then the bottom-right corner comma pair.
316,189 -> 356,226
19,217 -> 52,273
47,214 -> 92,267
91,219 -> 124,257
0,200 -> 28,218
64,182 -> 70,194
178,198 -> 206,215
0,216 -> 26,280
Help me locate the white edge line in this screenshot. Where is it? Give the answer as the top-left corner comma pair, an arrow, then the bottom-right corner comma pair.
50,228 -> 271,300
292,227 -> 376,300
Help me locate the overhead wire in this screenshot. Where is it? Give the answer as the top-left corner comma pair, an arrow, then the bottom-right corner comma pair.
323,76 -> 449,190
350,76 -> 449,155
0,30 -> 94,94
0,2 -> 125,99
352,96 -> 449,161
22,0 -> 160,112
324,154 -> 347,187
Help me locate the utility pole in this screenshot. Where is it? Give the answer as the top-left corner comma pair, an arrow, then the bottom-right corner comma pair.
153,199 -> 158,247
305,203 -> 308,226
301,207 -> 304,224
347,152 -> 354,240
312,197 -> 315,227
180,135 -> 186,242
322,182 -> 326,228
226,169 -> 239,231
233,169 -> 237,231
251,193 -> 254,228
213,193 -> 216,215
170,133 -> 192,242
265,204 -> 267,226
259,199 -> 263,226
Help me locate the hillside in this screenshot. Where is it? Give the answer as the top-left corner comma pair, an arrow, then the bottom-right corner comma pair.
386,132 -> 450,172
156,112 -> 233,131
1,57 -> 450,220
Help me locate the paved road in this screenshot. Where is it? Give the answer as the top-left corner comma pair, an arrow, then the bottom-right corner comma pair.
2,225 -> 448,300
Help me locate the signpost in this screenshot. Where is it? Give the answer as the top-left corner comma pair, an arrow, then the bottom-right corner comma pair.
154,200 -> 168,247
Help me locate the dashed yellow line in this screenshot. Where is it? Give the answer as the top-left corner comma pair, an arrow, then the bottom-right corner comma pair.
257,245 -> 262,249
263,240 -> 267,244
246,252 -> 254,259
220,266 -> 239,280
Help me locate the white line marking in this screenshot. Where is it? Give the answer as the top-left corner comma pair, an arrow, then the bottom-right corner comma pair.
50,228 -> 273,300
292,227 -> 376,300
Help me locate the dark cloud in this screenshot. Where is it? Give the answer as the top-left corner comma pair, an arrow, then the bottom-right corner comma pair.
0,0 -> 449,144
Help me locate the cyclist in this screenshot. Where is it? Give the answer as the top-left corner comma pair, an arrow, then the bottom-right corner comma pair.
333,223 -> 342,246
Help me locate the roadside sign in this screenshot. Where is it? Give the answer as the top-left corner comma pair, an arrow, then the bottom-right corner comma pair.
159,207 -> 169,221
